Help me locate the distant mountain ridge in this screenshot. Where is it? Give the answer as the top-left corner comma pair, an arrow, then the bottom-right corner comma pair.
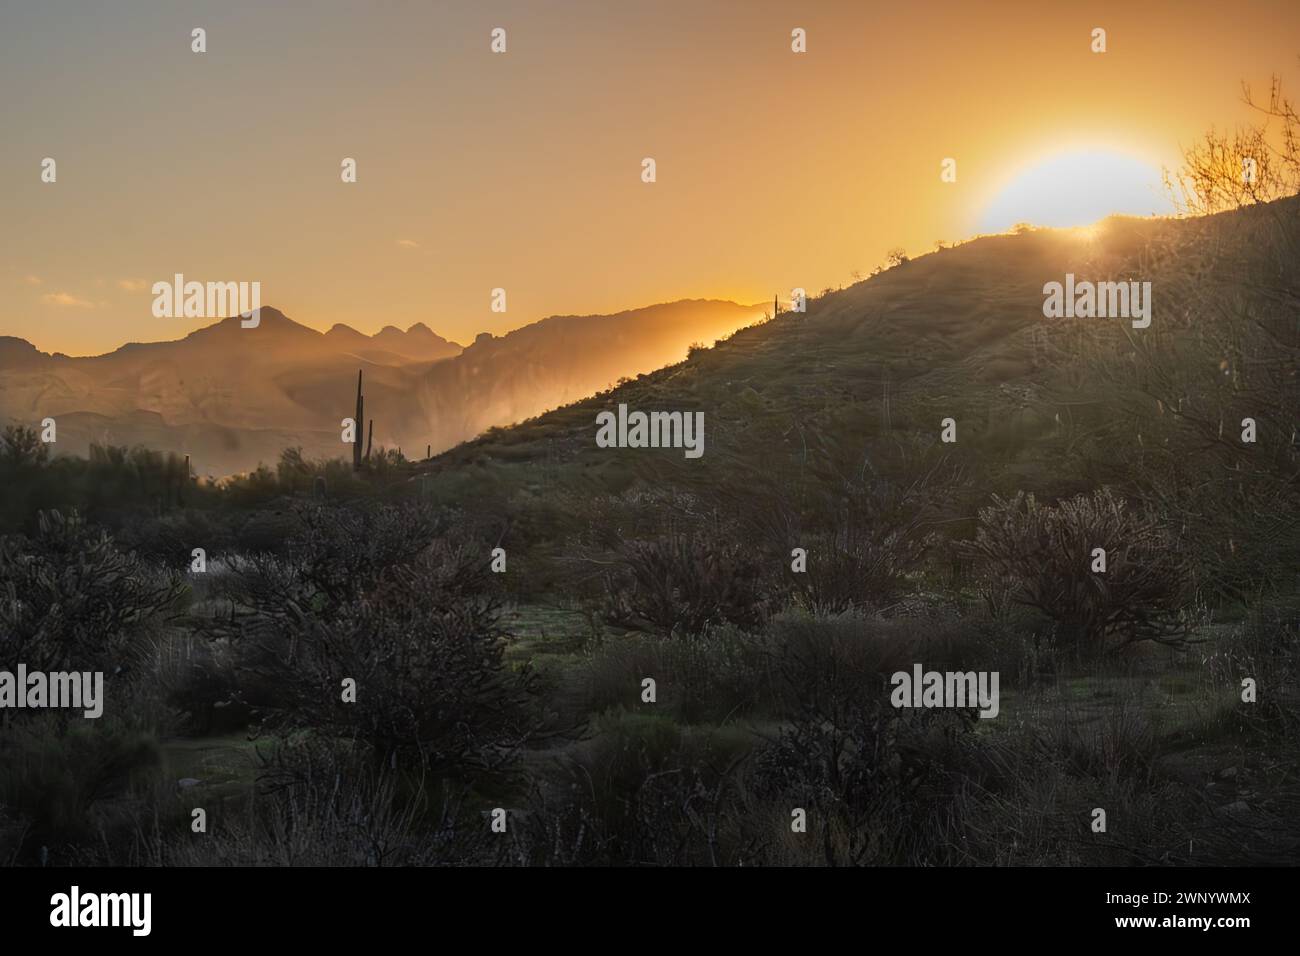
0,308 -> 453,476
323,321 -> 460,363
0,299 -> 764,475
4,313 -> 463,365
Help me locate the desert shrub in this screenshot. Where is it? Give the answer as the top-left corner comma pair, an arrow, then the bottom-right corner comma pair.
574,489 -> 694,553
212,522 -> 538,782
158,632 -> 248,735
116,507 -> 234,566
787,526 -> 928,613
223,506 -> 302,555
1167,78 -> 1300,214
1078,192 -> 1299,607
0,808 -> 25,865
0,714 -> 159,859
584,609 -> 975,724
964,489 -> 1188,651
952,618 -> 1061,688
601,529 -> 769,638
282,501 -> 445,609
924,696 -> 1191,865
728,436 -> 943,614
265,447 -> 408,499
1036,699 -> 1161,783
209,501 -> 445,619
361,447 -> 408,480
509,713 -> 753,866
1204,610 -> 1300,737
933,748 -> 1188,866
1160,471 -> 1299,607
582,625 -> 773,723
0,510 -> 184,676
0,425 -> 49,467
763,608 -> 971,716
733,605 -> 979,865
751,673 -> 971,866
125,743 -> 489,866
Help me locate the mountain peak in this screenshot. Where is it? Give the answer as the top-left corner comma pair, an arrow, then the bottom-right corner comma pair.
0,335 -> 45,370
181,306 -> 319,344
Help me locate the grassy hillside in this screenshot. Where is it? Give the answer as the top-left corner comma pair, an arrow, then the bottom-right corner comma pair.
418,200 -> 1297,596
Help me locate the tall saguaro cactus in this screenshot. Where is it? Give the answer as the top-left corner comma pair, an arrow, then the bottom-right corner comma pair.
353,369 -> 364,471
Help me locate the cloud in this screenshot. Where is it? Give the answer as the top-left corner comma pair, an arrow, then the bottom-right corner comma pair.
396,238 -> 420,248
41,291 -> 95,308
24,275 -> 42,286
117,278 -> 149,292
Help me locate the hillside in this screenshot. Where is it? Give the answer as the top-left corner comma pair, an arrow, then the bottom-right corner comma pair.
418,198 -> 1299,576
412,299 -> 766,453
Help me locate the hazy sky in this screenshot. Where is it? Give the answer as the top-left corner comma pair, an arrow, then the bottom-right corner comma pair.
3,0 -> 1298,355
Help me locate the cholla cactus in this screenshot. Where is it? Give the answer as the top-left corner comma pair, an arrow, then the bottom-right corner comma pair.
965,489 -> 1188,649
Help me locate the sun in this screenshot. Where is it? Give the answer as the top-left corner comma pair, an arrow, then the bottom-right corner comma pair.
978,148 -> 1174,234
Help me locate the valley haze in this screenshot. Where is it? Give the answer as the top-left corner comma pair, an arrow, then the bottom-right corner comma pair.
0,297 -> 763,476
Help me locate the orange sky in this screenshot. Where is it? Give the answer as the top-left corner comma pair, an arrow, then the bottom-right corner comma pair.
4,0 -> 1299,355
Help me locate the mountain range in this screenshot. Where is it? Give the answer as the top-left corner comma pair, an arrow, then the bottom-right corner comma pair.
0,299 -> 763,475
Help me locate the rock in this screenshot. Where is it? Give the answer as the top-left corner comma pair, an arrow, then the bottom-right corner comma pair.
1218,767 -> 1238,780
176,777 -> 202,790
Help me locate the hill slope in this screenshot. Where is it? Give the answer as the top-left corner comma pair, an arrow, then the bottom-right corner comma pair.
412,298 -> 765,453
419,198 -> 1299,575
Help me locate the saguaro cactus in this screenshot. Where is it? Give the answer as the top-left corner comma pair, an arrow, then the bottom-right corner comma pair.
178,453 -> 191,506
365,419 -> 374,464
353,369 -> 364,471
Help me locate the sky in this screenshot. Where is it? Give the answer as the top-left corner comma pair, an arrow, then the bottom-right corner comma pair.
3,0 -> 1299,355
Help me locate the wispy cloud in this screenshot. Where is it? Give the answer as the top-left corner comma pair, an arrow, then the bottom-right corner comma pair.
24,275 -> 42,286
396,238 -> 420,249
41,291 -> 95,308
117,278 -> 149,292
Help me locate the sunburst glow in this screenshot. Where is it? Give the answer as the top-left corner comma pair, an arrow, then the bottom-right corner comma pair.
979,149 -> 1173,233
